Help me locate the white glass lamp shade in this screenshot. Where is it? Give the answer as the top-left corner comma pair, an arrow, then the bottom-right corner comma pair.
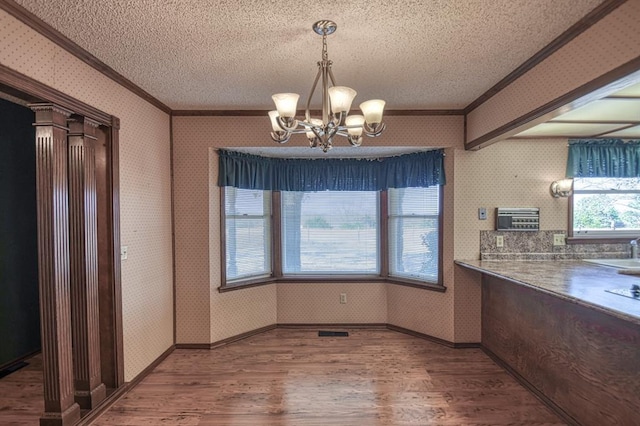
550,178 -> 573,198
345,115 -> 365,136
268,110 -> 282,131
328,86 -> 357,113
305,118 -> 323,139
360,99 -> 385,124
272,93 -> 299,118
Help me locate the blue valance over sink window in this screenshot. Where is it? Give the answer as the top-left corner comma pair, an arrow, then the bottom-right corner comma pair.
567,139 -> 640,178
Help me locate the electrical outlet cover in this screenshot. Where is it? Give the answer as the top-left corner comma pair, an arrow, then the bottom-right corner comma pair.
553,234 -> 566,246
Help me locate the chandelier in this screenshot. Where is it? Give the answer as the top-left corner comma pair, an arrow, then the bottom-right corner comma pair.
269,20 -> 386,152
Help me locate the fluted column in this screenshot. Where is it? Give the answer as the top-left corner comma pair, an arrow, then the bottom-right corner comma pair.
30,103 -> 81,426
68,116 -> 106,409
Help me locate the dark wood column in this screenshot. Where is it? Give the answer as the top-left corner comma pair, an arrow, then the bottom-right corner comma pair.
29,103 -> 81,426
67,116 -> 107,409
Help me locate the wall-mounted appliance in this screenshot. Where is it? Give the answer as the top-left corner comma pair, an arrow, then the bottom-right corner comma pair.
496,208 -> 539,231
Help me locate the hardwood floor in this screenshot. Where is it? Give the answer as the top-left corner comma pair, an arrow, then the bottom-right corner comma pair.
0,354 -> 44,425
93,329 -> 564,425
0,329 -> 565,425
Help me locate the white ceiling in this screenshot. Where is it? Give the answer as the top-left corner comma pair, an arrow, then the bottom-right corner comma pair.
515,81 -> 640,139
13,0 -> 605,110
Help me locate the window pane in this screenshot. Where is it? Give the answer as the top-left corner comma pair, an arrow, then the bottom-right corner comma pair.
388,187 -> 439,282
574,177 -> 640,191
573,178 -> 640,236
282,191 -> 379,274
225,187 -> 271,281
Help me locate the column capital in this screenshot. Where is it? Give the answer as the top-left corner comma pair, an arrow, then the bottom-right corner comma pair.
29,103 -> 73,129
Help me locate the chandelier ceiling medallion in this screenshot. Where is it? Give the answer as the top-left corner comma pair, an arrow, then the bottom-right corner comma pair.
269,20 -> 386,152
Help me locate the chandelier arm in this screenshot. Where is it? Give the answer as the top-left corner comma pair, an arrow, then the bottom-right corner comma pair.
305,66 -> 323,122
362,122 -> 387,137
327,67 -> 337,88
330,111 -> 343,128
326,124 -> 339,140
297,120 -> 318,130
311,126 -> 324,139
285,128 -> 309,135
321,60 -> 331,125
277,116 -> 299,132
270,131 -> 291,144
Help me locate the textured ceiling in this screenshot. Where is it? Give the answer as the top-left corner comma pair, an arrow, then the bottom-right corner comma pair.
14,0 -> 604,110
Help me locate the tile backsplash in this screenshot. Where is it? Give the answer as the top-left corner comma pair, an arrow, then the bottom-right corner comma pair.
480,230 -> 630,260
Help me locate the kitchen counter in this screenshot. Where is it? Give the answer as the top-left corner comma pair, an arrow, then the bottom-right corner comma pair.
455,259 -> 640,326
457,259 -> 640,425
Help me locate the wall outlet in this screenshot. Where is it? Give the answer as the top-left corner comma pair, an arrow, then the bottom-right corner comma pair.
340,293 -> 347,304
478,207 -> 487,220
496,236 -> 504,248
553,234 -> 566,246
121,246 -> 128,260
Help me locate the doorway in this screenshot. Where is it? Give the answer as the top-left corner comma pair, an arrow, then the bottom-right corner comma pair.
0,68 -> 124,426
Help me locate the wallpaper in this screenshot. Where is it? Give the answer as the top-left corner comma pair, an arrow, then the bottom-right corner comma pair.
0,10 -> 174,381
467,1 -> 640,143
172,115 -> 469,343
0,0 -> 627,383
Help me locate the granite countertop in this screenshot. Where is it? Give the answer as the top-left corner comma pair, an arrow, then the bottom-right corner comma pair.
455,259 -> 640,326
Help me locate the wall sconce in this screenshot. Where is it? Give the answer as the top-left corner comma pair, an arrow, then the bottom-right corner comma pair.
550,178 -> 573,198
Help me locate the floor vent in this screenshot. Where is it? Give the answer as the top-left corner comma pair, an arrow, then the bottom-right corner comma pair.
318,331 -> 349,337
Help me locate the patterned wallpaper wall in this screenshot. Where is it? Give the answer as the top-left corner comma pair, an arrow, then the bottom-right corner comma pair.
172,115 -> 467,343
452,139 -> 571,342
2,0 -> 629,375
0,10 -> 174,381
467,1 -> 640,143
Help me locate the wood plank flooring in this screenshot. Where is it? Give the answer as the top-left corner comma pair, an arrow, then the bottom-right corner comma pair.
0,329 -> 565,425
94,329 -> 564,425
0,354 -> 44,425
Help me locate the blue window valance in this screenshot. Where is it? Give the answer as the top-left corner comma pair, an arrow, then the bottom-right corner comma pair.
217,149 -> 446,191
566,139 -> 640,178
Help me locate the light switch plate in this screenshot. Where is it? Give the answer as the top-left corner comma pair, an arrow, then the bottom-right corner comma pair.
478,207 -> 487,220
121,246 -> 128,260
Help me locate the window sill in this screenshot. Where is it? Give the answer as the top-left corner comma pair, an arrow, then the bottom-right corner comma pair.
567,237 -> 636,245
219,276 -> 445,292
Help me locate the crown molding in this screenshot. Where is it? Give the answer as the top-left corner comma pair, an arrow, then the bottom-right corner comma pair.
0,0 -> 172,115
464,0 -> 626,115
171,109 -> 464,117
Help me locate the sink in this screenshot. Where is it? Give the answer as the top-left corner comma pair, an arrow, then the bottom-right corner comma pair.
583,259 -> 640,269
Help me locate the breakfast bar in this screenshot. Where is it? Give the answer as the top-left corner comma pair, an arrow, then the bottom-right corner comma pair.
455,260 -> 640,426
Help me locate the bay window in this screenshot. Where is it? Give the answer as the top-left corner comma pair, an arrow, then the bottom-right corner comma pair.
218,149 -> 445,290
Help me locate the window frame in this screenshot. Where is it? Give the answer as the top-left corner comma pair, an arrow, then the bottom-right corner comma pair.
567,177 -> 640,244
219,186 -> 444,292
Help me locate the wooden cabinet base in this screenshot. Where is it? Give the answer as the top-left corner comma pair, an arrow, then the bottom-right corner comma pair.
482,274 -> 640,426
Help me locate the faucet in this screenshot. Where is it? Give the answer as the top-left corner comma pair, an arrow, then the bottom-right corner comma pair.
631,238 -> 640,259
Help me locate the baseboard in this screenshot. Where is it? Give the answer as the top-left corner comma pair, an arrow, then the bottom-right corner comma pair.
277,323 -> 388,329
481,346 -> 580,426
127,344 -> 176,388
174,343 -> 211,349
0,349 -> 41,373
175,324 -> 277,350
210,324 -> 277,349
386,324 -> 481,349
75,344 -> 175,425
76,384 -> 129,426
